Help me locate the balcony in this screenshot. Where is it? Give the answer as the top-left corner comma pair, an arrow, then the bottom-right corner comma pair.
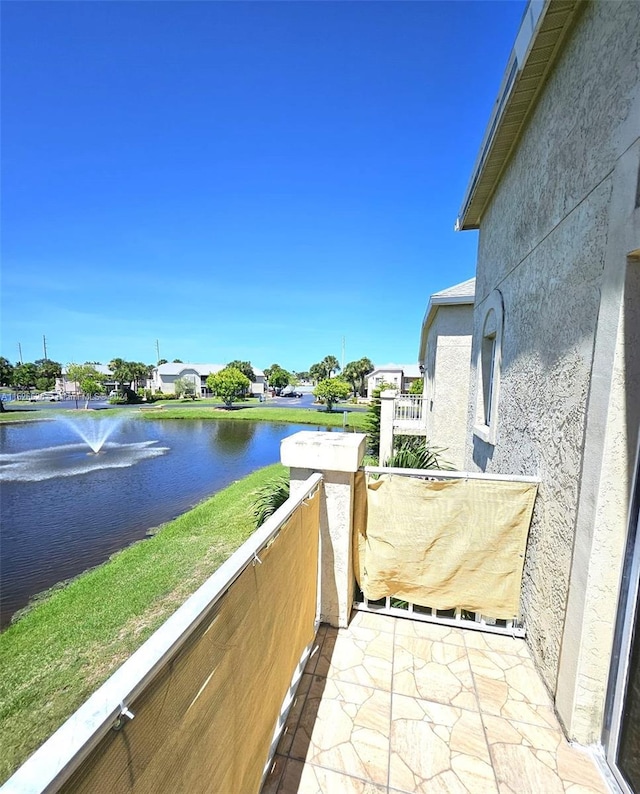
263,611 -> 609,793
392,394 -> 427,436
1,432 -> 611,794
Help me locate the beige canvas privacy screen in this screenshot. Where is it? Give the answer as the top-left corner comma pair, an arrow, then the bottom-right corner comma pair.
353,473 -> 537,620
62,488 -> 320,794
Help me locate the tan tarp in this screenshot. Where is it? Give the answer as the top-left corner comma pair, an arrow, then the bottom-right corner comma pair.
63,488 -> 320,794
353,473 -> 537,620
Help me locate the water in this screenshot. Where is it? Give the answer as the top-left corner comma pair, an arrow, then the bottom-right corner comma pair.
56,414 -> 124,453
0,416 -> 329,629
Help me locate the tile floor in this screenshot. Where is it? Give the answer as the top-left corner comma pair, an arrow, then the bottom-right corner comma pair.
262,611 -> 611,794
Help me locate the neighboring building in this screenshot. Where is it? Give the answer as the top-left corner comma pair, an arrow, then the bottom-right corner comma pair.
417,277 -> 475,468
365,363 -> 422,398
56,365 -> 117,396
151,363 -> 266,397
455,0 -> 640,784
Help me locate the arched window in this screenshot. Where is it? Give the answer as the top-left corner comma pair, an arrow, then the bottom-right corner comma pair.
474,290 -> 503,445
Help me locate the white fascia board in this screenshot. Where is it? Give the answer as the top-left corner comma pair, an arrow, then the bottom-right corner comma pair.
455,0 -> 546,231
419,293 -> 475,362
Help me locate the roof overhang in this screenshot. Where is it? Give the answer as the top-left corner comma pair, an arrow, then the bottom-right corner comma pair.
418,292 -> 475,363
456,0 -> 582,231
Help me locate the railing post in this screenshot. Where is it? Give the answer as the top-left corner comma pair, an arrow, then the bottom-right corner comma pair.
281,431 -> 367,628
379,389 -> 397,466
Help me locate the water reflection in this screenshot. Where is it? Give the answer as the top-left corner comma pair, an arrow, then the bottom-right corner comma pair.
210,419 -> 257,454
0,418 -> 325,629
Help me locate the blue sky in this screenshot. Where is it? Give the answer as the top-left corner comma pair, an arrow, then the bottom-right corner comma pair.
2,0 -> 526,372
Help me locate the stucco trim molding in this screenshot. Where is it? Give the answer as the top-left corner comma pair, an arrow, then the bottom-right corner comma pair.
473,289 -> 504,446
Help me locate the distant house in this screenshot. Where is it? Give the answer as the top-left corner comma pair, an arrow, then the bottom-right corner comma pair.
151,363 -> 265,397
454,0 -> 640,781
417,277 -> 475,468
56,365 -> 117,396
365,363 -> 422,398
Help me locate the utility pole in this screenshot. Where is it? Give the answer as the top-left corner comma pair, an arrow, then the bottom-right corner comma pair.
43,334 -> 48,361
18,342 -> 23,364
156,339 -> 160,363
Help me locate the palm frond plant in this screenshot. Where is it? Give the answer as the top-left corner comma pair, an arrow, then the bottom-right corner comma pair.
252,476 -> 290,528
386,436 -> 452,470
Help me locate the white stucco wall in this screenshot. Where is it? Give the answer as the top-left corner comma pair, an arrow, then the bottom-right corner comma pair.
154,369 -> 201,395
424,305 -> 473,469
366,370 -> 403,398
464,1 -> 640,743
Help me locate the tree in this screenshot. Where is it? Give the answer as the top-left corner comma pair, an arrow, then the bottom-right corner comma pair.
409,378 -> 424,395
355,357 -> 373,396
157,358 -> 168,366
67,363 -> 106,408
227,360 -> 255,383
172,359 -> 183,363
309,363 -> 324,384
335,357 -> 373,397
13,363 -> 38,391
364,382 -> 395,457
0,357 -> 15,387
310,355 -> 340,382
108,359 -> 150,392
34,358 -> 62,391
174,376 -> 197,399
206,366 -> 250,407
227,360 -> 255,395
129,362 -> 151,392
174,377 -> 187,398
313,377 -> 350,412
108,358 -> 131,387
342,361 -> 359,395
266,366 -> 291,392
321,355 -> 340,379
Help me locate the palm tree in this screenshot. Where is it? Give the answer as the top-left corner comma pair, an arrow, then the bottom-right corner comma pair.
342,361 -> 360,395
309,363 -> 324,384
355,357 -> 374,396
321,355 -> 340,379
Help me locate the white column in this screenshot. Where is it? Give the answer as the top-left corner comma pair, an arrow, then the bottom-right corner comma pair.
281,431 -> 367,628
379,389 -> 397,465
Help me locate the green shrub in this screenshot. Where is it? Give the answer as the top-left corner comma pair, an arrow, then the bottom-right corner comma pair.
387,436 -> 451,470
252,476 -> 290,527
364,382 -> 395,458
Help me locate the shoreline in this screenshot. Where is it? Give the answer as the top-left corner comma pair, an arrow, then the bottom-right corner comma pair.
0,462 -> 286,782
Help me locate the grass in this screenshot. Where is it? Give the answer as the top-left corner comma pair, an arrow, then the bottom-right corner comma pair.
0,463 -> 286,784
0,400 -> 369,431
138,403 -> 369,429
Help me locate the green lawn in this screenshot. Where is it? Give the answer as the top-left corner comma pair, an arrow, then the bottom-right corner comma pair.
138,403 -> 369,429
0,463 -> 286,783
0,401 -> 369,431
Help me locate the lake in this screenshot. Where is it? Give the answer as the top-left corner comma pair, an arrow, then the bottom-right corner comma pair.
0,416 -> 331,629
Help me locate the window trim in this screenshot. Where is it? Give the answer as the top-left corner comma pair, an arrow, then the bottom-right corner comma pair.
473,289 -> 504,445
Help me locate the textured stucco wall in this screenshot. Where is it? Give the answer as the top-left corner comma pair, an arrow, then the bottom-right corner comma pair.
425,305 -> 473,469
474,2 -> 639,302
464,0 -> 640,742
565,264 -> 640,739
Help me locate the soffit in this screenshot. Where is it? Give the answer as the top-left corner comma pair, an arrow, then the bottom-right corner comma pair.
456,0 -> 582,230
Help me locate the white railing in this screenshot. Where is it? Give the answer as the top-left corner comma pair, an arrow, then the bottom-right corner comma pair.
393,394 -> 426,425
354,593 -> 525,637
356,466 -> 540,638
1,472 -> 324,794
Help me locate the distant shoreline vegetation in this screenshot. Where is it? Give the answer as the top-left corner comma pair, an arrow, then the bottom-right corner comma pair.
0,401 -> 368,430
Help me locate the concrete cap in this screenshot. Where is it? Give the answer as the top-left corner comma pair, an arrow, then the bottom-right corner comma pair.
281,431 -> 367,473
